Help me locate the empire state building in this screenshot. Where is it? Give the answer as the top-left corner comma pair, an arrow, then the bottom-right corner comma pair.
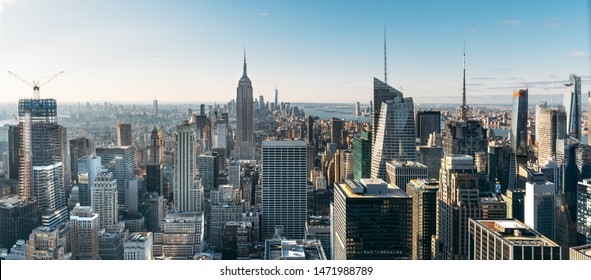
234,51 -> 254,160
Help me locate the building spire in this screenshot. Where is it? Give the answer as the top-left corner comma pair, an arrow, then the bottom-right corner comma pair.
242,46 -> 248,79
384,25 -> 388,85
461,43 -> 467,120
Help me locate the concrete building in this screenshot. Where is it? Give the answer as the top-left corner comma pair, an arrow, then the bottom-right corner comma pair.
264,238 -> 326,260
153,212 -> 204,260
92,171 -> 118,229
469,218 -> 562,260
173,120 -> 199,212
96,146 -> 134,212
569,244 -> 591,260
99,229 -> 124,260
536,104 -> 566,164
27,226 -> 64,260
261,140 -> 307,240
415,110 -> 441,146
333,179 -> 412,260
76,155 -> 102,206
116,123 -> 132,146
69,204 -> 100,260
406,179 -> 438,260
305,216 -> 332,260
386,160 -> 428,191
124,232 -> 153,260
479,196 -> 507,219
435,155 -> 480,260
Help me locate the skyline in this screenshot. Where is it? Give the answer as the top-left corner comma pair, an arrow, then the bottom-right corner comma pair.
0,0 -> 590,104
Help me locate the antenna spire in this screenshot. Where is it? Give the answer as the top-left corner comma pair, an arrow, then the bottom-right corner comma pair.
384,25 -> 388,85
242,46 -> 248,79
461,43 -> 467,120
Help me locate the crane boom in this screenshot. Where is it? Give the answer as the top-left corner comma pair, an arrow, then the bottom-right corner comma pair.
7,71 -> 64,99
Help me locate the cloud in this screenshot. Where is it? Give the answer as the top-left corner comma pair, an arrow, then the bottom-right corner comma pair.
259,12 -> 268,16
571,51 -> 590,58
493,67 -> 512,72
500,19 -> 522,26
471,77 -> 496,81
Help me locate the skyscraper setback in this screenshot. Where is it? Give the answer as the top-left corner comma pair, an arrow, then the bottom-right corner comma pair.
235,51 -> 254,160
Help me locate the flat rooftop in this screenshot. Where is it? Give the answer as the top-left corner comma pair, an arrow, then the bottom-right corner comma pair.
475,219 -> 558,247
339,179 -> 410,199
0,195 -> 32,208
571,244 -> 591,257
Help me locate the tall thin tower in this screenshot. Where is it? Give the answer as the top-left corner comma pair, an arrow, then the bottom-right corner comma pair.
235,49 -> 254,160
461,44 -> 467,120
384,25 -> 388,85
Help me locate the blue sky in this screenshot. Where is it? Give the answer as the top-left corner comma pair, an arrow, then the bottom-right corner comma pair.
0,0 -> 589,104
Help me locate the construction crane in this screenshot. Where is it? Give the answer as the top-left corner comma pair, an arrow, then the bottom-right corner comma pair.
7,71 -> 65,99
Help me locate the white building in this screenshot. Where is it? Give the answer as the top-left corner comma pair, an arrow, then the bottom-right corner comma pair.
262,140 -> 307,240
124,232 -> 153,260
525,181 -> 556,240
153,212 -> 204,260
92,171 -> 118,229
385,160 -> 428,192
70,204 -> 100,260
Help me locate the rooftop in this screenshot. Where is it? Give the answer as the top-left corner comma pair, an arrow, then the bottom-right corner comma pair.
0,195 -> 33,208
128,232 -> 152,242
265,239 -> 326,260
387,161 -> 427,168
475,219 -> 558,247
340,179 -> 409,199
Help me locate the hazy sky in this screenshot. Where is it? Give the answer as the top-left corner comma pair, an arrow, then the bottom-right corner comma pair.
0,0 -> 589,104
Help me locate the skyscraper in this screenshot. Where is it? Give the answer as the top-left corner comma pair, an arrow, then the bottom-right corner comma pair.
406,179 -> 439,260
116,123 -> 133,146
576,180 -> 591,244
92,171 -> 118,229
77,155 -> 102,206
536,104 -> 566,164
17,98 -> 68,228
274,87 -> 279,111
415,111 -> 441,146
69,136 -> 92,183
69,204 -> 100,260
353,131 -> 372,180
511,89 -> 528,156
96,146 -> 134,212
330,117 -> 343,148
524,181 -> 556,240
7,125 -> 20,180
261,140 -> 307,240
564,74 -> 582,140
148,127 -> 164,165
153,100 -> 159,117
0,195 -> 40,249
153,212 -> 205,259
435,155 -> 480,260
173,120 -> 199,212
26,226 -> 64,260
372,78 -> 404,144
235,51 -> 254,160
442,49 -> 487,158
370,87 -> 416,180
468,218 -> 562,260
333,179 -> 412,260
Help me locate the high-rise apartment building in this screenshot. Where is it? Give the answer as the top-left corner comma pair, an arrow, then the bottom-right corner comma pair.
148,127 -> 164,165
116,123 -> 132,146
235,52 -> 254,160
406,179 -> 439,260
69,204 -> 100,260
468,218 -> 562,260
92,171 -> 118,229
333,179 -> 412,260
261,140 -> 307,240
435,155 -> 480,260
